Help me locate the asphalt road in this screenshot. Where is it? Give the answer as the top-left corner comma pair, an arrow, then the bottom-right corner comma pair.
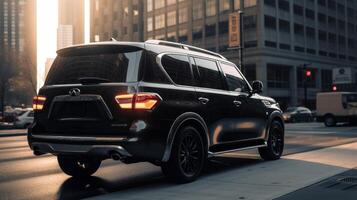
0,123 -> 357,200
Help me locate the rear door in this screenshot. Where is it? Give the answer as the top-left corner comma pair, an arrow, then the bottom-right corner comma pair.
190,57 -> 234,146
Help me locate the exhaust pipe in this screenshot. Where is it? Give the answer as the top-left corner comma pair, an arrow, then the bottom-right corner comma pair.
111,152 -> 121,161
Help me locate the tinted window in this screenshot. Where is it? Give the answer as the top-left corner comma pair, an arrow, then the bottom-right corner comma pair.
220,62 -> 250,92
28,111 -> 34,117
194,58 -> 223,90
46,46 -> 143,85
161,54 -> 193,86
144,51 -> 171,84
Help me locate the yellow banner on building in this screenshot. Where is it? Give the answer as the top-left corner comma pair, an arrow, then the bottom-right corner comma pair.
229,12 -> 241,47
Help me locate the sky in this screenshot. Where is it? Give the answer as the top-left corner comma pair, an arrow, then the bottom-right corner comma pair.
36,0 -> 90,91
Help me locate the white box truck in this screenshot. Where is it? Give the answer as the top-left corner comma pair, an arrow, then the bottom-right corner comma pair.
316,92 -> 357,127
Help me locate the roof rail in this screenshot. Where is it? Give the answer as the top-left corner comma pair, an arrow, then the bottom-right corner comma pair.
145,40 -> 227,60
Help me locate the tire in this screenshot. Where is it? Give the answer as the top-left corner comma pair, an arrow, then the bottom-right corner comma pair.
324,115 -> 336,127
161,126 -> 206,183
57,155 -> 101,178
259,121 -> 284,161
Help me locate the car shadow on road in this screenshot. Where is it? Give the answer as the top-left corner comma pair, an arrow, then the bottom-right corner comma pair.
56,155 -> 262,200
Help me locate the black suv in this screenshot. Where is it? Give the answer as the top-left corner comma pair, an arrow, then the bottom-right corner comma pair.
28,40 -> 284,183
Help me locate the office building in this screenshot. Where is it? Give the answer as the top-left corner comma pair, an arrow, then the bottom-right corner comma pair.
90,0 -> 144,42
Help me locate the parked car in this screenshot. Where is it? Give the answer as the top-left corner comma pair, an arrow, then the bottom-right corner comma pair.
28,40 -> 285,183
14,109 -> 34,128
283,107 -> 313,123
316,92 -> 357,127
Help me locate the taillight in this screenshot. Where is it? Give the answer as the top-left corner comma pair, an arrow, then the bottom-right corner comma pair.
33,96 -> 46,111
115,93 -> 161,110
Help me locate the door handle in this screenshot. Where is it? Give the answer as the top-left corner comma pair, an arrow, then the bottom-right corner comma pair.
233,100 -> 242,107
198,97 -> 210,104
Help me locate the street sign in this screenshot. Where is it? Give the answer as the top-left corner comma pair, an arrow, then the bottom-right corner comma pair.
229,12 -> 241,48
333,67 -> 352,84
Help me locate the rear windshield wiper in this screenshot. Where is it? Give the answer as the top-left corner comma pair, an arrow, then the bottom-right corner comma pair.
78,77 -> 111,85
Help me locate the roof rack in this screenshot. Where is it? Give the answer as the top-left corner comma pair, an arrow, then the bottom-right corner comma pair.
145,40 -> 227,60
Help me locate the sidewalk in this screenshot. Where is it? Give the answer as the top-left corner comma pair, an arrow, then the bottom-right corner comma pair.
0,129 -> 27,137
88,142 -> 357,200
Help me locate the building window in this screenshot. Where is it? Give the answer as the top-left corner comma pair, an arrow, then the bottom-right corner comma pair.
220,0 -> 230,12
321,69 -> 332,91
264,15 -> 276,29
193,27 -> 203,40
279,43 -> 291,50
318,13 -> 326,23
337,3 -> 345,15
219,21 -> 229,34
193,2 -> 203,19
167,32 -> 176,41
245,40 -> 258,48
328,33 -> 336,44
179,29 -> 188,43
278,0 -> 289,12
167,0 -> 176,6
264,0 -> 275,7
294,4 -> 303,16
167,11 -> 176,26
179,7 -> 188,23
244,15 -> 257,30
294,23 -> 304,36
155,14 -> 165,30
338,20 -> 345,30
206,0 -> 216,17
305,9 -> 315,20
306,27 -> 315,39
234,0 -> 241,10
147,17 -> 153,31
267,64 -> 290,88
155,0 -> 165,9
295,46 -> 305,52
319,30 -> 327,41
244,0 -> 257,7
205,24 -> 216,37
279,19 -> 290,33
328,0 -> 336,10
265,40 -> 277,48
318,0 -> 326,7
306,48 -> 316,54
147,0 -> 153,11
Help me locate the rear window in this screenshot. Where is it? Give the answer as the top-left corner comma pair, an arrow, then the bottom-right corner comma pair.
343,94 -> 357,103
194,58 -> 224,90
45,46 -> 144,85
161,54 -> 194,86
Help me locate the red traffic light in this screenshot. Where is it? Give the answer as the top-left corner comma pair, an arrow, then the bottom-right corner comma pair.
332,85 -> 337,91
306,70 -> 312,77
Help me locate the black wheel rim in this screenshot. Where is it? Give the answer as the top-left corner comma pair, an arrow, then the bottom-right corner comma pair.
178,131 -> 203,177
271,126 -> 283,156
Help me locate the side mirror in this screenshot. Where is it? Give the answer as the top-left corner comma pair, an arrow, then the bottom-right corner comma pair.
252,80 -> 263,94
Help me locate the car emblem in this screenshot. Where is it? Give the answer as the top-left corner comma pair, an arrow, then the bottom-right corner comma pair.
69,88 -> 81,96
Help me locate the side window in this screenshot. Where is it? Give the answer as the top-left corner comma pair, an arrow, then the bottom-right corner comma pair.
161,54 -> 194,86
28,111 -> 34,117
220,62 -> 250,92
143,51 -> 171,84
194,58 -> 224,90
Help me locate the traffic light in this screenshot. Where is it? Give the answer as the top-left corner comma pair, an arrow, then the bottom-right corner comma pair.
332,85 -> 337,91
305,70 -> 312,77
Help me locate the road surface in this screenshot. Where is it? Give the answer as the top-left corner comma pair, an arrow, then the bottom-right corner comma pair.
0,123 -> 356,200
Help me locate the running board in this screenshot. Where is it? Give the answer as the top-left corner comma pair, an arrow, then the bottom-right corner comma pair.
208,142 -> 267,157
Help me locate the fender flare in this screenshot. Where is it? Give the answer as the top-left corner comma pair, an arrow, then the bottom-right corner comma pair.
161,112 -> 210,162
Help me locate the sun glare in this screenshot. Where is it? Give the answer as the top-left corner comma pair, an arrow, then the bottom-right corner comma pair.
36,0 -> 58,91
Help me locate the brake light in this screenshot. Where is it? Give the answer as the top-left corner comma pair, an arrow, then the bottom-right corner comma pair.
33,96 -> 46,111
115,93 -> 161,110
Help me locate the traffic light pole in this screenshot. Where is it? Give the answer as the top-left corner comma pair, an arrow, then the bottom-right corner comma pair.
239,10 -> 244,70
301,63 -> 312,107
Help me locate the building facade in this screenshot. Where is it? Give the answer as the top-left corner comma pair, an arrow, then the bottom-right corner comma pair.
57,24 -> 74,50
145,0 -> 357,109
90,0 -> 144,42
58,0 -> 85,45
0,0 -> 37,109
91,0 -> 357,109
